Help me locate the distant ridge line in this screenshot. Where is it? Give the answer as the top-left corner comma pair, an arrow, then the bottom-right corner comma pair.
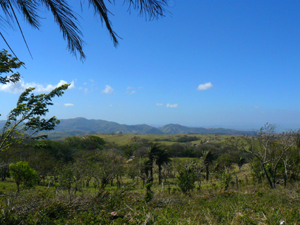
0,117 -> 252,139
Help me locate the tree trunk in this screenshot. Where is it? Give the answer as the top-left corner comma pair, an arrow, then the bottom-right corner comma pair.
272,167 -> 278,188
150,163 -> 154,182
158,165 -> 162,184
261,163 -> 274,188
205,165 -> 209,181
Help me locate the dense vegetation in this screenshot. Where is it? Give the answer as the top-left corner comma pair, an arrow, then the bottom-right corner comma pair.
0,127 -> 300,224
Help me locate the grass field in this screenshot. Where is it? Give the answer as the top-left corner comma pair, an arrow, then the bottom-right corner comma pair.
1,161 -> 299,224
92,133 -> 235,146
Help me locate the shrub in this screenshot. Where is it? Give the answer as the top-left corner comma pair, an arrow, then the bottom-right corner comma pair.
177,164 -> 197,194
9,161 -> 38,192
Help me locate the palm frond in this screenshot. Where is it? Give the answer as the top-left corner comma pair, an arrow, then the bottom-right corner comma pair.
0,32 -> 23,65
0,0 -> 11,16
87,0 -> 119,47
14,0 -> 41,28
40,0 -> 85,60
123,0 -> 168,20
8,0 -> 33,59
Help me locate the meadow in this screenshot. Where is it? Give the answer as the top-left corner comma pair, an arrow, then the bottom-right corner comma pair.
0,132 -> 300,224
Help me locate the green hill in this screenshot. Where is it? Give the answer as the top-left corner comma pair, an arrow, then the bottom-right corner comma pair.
0,117 -> 251,139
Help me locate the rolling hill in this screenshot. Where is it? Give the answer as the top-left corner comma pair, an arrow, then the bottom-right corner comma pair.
0,117 -> 250,139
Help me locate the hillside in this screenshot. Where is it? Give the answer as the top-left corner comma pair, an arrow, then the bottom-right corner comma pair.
0,117 -> 251,139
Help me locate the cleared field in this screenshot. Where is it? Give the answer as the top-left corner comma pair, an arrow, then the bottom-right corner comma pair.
92,133 -> 238,146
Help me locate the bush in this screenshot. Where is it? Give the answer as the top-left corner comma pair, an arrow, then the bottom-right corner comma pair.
177,164 -> 197,194
9,161 -> 38,192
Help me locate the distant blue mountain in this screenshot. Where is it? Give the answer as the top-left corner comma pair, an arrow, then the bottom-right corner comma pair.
0,117 -> 251,139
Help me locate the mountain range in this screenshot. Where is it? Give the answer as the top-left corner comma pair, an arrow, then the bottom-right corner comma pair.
0,117 -> 251,139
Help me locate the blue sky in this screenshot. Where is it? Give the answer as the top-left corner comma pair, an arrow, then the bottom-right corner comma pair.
1,0 -> 300,131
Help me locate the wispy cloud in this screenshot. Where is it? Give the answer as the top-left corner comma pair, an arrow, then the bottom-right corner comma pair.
126,87 -> 137,94
167,103 -> 178,108
0,80 -> 75,94
64,103 -> 74,107
156,103 -> 163,106
197,82 -> 213,91
102,85 -> 114,94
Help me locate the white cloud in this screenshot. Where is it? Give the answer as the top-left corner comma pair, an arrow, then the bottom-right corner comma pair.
167,103 -> 178,108
130,91 -> 136,94
197,82 -> 213,91
0,80 -> 75,94
156,103 -> 163,106
64,103 -> 74,107
102,85 -> 114,94
83,82 -> 87,85
109,104 -> 113,107
89,79 -> 94,82
127,86 -> 132,90
78,87 -> 82,90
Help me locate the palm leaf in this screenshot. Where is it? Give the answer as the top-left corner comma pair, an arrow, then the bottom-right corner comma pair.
123,0 -> 168,19
87,0 -> 119,47
40,0 -> 85,60
14,0 -> 40,28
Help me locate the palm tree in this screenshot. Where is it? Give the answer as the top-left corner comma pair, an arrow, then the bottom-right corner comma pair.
155,148 -> 172,184
0,0 -> 168,60
145,143 -> 160,182
203,150 -> 214,181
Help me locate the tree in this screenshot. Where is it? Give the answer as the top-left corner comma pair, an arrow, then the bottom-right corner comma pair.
1,0 -> 168,60
177,162 -> 197,194
145,143 -> 161,182
203,150 -> 214,181
0,49 -> 23,85
9,161 -> 38,192
0,50 -> 71,151
241,123 -> 298,189
65,135 -> 106,151
0,83 -> 70,151
155,148 -> 171,184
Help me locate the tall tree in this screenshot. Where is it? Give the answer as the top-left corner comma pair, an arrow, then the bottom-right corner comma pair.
145,143 -> 160,182
155,148 -> 171,184
0,0 -> 168,60
0,50 -> 70,151
203,150 -> 213,181
242,123 -> 297,189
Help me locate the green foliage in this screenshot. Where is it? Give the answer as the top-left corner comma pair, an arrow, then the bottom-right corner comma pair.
145,182 -> 154,202
177,163 -> 197,194
59,167 -> 75,193
221,169 -> 232,191
0,49 -> 24,85
0,80 -> 70,151
9,161 -> 38,192
65,135 -> 106,150
176,135 -> 199,142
